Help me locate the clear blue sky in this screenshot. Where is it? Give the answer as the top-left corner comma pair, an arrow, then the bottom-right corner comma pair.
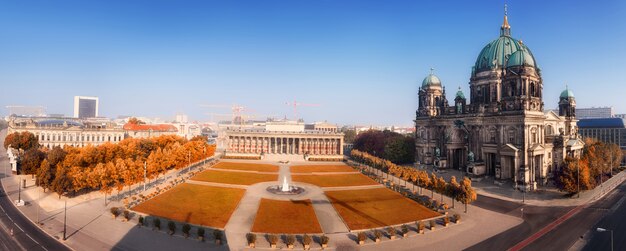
1,0 -> 625,125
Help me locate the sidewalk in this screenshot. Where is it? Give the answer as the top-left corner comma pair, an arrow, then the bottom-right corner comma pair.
0,161 -> 226,251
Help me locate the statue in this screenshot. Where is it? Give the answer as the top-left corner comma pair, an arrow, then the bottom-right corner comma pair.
435,147 -> 441,157
468,151 -> 475,163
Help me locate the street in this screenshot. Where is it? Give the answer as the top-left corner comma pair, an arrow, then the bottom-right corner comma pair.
466,195 -> 573,251
582,183 -> 626,251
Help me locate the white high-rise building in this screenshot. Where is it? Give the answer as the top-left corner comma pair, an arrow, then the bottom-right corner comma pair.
73,96 -> 99,118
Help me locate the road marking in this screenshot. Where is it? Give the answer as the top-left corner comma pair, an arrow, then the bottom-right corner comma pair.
0,190 -> 49,251
507,205 -> 585,251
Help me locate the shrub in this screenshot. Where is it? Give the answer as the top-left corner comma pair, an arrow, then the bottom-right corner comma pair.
213,230 -> 223,240
417,221 -> 425,231
198,228 -> 205,240
374,230 -> 382,239
138,216 -> 144,226
123,210 -> 131,221
268,234 -> 279,245
320,235 -> 329,245
302,234 -> 312,245
429,220 -> 436,229
401,224 -> 409,235
387,227 -> 397,237
182,224 -> 191,236
154,218 -> 161,230
357,232 -> 367,242
110,207 -> 119,217
285,235 -> 295,245
168,221 -> 176,234
246,233 -> 257,244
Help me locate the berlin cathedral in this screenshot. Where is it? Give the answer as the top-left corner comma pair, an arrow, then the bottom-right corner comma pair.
414,10 -> 584,191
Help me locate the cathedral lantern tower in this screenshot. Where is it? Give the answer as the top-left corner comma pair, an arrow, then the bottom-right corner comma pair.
559,86 -> 577,137
417,69 -> 446,117
558,86 -> 576,118
454,87 -> 466,114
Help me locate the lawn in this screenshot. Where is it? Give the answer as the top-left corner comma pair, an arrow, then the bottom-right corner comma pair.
191,170 -> 278,185
325,188 -> 441,230
212,162 -> 279,172
132,183 -> 245,228
291,173 -> 379,187
290,164 -> 357,173
251,199 -> 323,233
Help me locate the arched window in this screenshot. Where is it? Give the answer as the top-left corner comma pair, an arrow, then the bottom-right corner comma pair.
530,82 -> 536,97
546,125 -> 553,135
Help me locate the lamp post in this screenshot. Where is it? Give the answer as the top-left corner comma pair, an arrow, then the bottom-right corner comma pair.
63,200 -> 67,240
187,151 -> 191,173
18,178 -> 21,203
596,227 -> 613,251
143,161 -> 147,192
577,160 -> 580,198
37,185 -> 40,225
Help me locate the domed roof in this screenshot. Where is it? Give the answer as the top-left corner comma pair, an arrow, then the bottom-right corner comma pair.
506,49 -> 536,68
473,14 -> 537,73
455,87 -> 465,99
421,73 -> 441,88
560,87 -> 575,99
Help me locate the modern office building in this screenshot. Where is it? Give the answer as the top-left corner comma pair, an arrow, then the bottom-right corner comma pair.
578,118 -> 626,165
575,107 -> 614,119
73,96 -> 99,118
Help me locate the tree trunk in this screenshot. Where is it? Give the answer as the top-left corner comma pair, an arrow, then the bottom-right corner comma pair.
464,202 -> 467,213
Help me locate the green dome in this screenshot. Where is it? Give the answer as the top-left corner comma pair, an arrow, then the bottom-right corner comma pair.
506,50 -> 535,68
421,74 -> 441,88
473,15 -> 537,73
560,88 -> 575,99
455,88 -> 465,99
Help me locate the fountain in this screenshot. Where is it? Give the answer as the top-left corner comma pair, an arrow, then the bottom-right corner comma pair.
267,176 -> 305,195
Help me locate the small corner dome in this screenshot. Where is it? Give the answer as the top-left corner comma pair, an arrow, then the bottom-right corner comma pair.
421,74 -> 442,88
506,50 -> 536,68
455,89 -> 465,99
560,88 -> 575,99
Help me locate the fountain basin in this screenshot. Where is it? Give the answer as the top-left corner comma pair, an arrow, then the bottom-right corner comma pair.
266,185 -> 306,195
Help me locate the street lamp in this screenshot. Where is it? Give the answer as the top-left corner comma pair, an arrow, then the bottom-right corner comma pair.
577,160 -> 580,198
596,227 -> 613,251
63,200 -> 67,240
143,161 -> 147,191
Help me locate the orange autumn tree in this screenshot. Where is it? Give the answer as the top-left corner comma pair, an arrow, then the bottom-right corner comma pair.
33,134 -> 215,199
556,157 -> 592,194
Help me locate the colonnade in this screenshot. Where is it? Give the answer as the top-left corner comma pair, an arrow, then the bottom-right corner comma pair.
228,136 -> 343,155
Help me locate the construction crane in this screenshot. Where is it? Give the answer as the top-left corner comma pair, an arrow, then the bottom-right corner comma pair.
199,104 -> 257,125
285,100 -> 320,120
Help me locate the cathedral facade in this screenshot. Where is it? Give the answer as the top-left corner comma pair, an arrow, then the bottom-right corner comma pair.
414,12 -> 584,191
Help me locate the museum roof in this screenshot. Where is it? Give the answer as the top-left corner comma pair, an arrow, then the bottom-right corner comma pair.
123,123 -> 178,132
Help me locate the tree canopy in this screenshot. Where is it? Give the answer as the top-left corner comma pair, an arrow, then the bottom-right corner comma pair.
353,130 -> 415,164
4,131 -> 39,150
